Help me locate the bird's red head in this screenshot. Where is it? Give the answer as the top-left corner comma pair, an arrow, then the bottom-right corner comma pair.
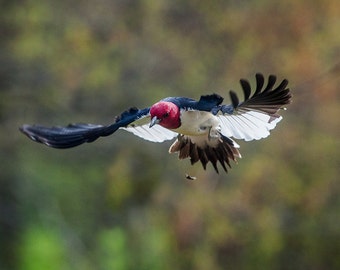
149,101 -> 181,129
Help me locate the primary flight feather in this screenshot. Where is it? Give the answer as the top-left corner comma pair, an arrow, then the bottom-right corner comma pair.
20,73 -> 292,173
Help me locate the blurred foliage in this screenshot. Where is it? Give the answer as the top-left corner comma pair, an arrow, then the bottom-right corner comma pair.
1,0 -> 340,269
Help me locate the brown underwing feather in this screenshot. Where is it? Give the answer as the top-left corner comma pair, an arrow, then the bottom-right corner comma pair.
179,140 -> 190,159
197,147 -> 208,170
189,142 -> 200,164
214,147 -> 228,172
205,146 -> 219,173
169,133 -> 240,173
169,135 -> 186,153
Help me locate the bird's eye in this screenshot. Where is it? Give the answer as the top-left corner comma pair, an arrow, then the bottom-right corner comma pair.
163,112 -> 169,118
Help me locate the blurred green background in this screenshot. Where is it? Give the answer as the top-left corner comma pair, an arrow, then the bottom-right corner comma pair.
1,0 -> 339,269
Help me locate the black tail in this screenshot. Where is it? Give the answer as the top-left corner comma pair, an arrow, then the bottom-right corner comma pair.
169,133 -> 241,173
19,123 -> 119,149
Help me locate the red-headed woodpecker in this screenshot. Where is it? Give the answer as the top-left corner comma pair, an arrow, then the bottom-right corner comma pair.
20,73 -> 291,173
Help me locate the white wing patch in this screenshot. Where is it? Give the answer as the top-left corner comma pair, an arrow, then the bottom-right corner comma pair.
218,111 -> 282,141
120,115 -> 177,143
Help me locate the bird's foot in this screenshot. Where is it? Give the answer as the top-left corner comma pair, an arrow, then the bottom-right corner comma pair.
208,126 -> 219,141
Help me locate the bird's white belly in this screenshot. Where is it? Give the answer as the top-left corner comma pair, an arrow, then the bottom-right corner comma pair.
173,110 -> 220,136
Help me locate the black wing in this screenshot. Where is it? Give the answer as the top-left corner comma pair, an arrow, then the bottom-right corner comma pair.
220,73 -> 291,116
215,73 -> 292,141
20,107 -> 151,149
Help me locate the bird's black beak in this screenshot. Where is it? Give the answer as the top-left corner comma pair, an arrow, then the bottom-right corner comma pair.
150,116 -> 161,128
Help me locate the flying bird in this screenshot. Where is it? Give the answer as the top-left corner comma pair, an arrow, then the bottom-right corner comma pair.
20,73 -> 291,173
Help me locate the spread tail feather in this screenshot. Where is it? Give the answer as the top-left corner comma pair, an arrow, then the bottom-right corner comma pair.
169,133 -> 241,173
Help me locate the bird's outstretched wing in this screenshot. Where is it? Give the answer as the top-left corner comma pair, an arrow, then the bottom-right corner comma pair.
20,123 -> 117,149
217,73 -> 292,141
120,113 -> 177,143
20,107 -> 177,149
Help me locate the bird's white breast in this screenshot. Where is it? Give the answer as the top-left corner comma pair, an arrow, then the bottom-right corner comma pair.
173,110 -> 220,136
